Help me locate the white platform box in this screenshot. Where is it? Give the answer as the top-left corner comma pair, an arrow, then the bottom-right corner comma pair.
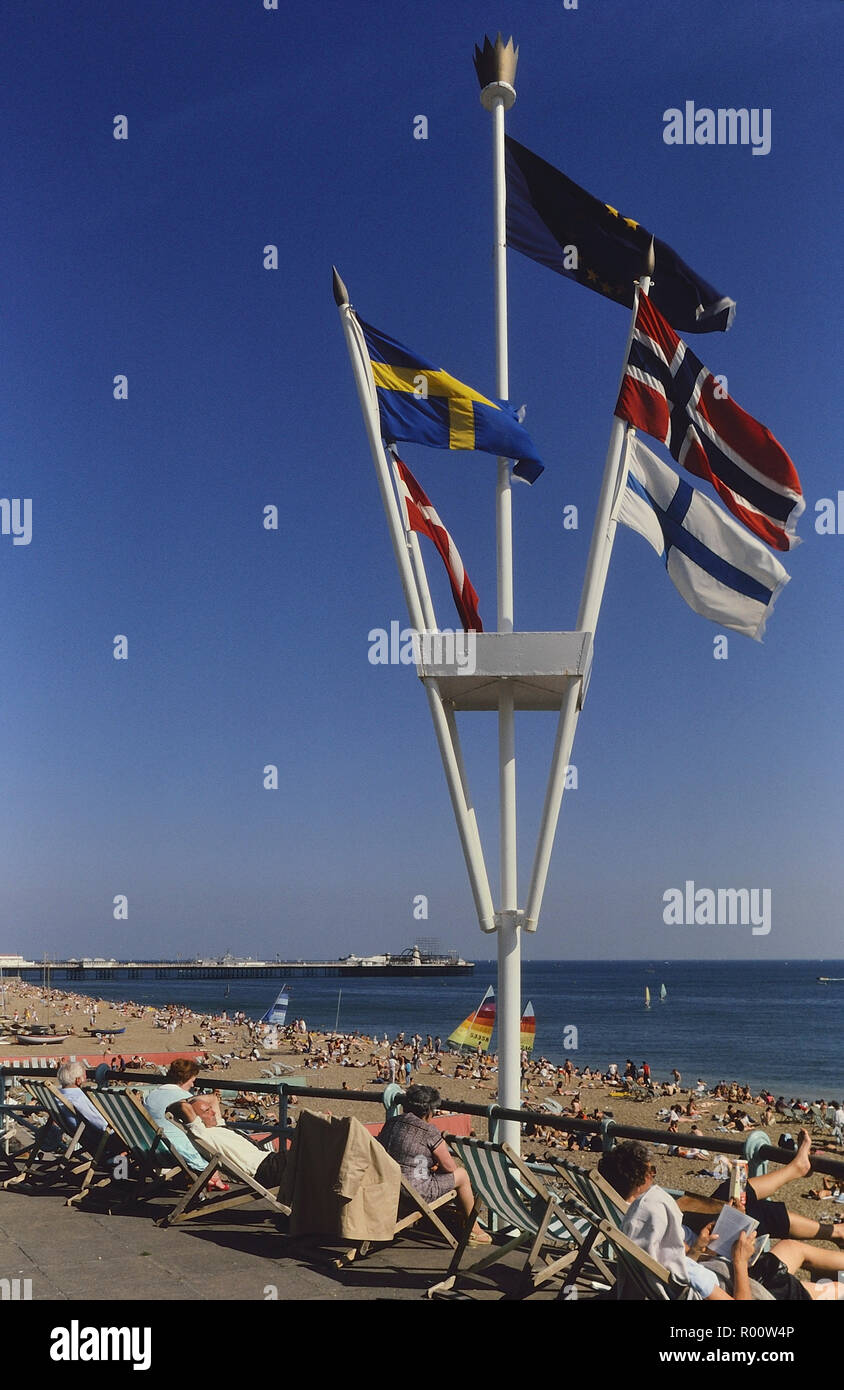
418,631 -> 592,711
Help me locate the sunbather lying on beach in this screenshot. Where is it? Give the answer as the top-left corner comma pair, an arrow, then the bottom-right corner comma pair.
377,1084 -> 491,1245
807,1176 -> 844,1201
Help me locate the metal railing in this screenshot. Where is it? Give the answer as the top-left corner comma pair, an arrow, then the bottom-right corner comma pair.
2,1064 -> 843,1181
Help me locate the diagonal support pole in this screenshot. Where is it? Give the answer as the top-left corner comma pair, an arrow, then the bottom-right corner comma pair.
524,257 -> 654,932
335,270 -> 496,934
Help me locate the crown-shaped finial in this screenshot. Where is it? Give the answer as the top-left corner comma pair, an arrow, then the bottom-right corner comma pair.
473,33 -> 518,94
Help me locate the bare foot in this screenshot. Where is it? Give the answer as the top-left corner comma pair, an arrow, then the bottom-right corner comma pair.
793,1128 -> 813,1178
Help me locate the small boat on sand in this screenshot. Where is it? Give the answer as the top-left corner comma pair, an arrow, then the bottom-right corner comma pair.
17,1034 -> 71,1045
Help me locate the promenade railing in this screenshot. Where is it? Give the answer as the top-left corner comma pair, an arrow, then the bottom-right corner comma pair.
2,1065 -> 844,1181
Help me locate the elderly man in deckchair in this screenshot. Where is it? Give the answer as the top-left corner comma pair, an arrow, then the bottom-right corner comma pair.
171,1091 -> 285,1189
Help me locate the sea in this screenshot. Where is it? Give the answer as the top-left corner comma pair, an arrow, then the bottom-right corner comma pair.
50,959 -> 844,1102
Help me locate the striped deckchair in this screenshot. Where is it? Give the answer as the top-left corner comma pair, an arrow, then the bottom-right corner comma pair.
575,1204 -> 702,1300
427,1137 -> 614,1299
537,1157 -> 776,1296
86,1086 -> 196,1197
585,1198 -> 775,1300
809,1104 -> 836,1139
0,1115 -> 22,1181
524,1154 -> 634,1292
2,1079 -> 112,1204
157,1126 -> 292,1228
532,1153 -> 628,1223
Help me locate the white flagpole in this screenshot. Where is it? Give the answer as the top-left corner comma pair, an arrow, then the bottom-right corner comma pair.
334,271 -> 427,634
475,34 -> 521,1149
334,269 -> 496,934
524,252 -> 654,931
390,449 -> 439,633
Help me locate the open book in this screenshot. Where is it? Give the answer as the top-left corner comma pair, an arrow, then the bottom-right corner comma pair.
706,1204 -> 760,1260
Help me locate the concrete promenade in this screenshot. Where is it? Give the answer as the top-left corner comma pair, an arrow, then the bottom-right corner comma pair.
0,1185 -> 548,1302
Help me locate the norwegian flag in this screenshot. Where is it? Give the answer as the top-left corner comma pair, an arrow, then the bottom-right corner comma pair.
392,453 -> 483,631
615,293 -> 803,551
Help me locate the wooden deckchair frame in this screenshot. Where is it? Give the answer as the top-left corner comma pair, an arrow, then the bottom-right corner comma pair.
2,1079 -> 112,1205
587,1208 -> 702,1300
341,1179 -> 458,1263
86,1086 -> 196,1200
157,1127 -> 292,1228
428,1137 -> 614,1299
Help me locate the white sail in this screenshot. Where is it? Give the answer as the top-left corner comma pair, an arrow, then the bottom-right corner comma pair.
260,985 -> 289,1027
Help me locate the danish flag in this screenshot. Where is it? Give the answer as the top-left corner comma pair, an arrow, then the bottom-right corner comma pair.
392,453 -> 483,631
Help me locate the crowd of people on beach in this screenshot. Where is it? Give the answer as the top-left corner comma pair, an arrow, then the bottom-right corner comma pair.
3,975 -> 844,1301
5,980 -> 843,1143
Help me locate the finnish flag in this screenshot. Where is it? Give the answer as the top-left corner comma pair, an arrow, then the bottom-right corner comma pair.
616,436 -> 790,641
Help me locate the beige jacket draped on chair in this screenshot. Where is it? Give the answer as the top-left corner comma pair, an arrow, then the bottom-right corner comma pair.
284,1110 -> 401,1241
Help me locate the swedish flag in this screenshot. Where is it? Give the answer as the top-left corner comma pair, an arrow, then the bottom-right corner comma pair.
359,317 -> 544,483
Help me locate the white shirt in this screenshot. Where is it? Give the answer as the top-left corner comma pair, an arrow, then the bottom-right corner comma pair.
623,1183 -> 716,1298
187,1119 -> 265,1177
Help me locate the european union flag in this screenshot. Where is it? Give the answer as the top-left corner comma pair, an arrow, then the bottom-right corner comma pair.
506,137 -> 735,334
358,316 -> 544,483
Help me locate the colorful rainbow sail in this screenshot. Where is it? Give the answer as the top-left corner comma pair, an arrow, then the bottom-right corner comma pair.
448,986 -> 495,1053
519,1000 -> 536,1053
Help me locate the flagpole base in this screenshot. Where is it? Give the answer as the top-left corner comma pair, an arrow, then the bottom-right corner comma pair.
479,80 -> 516,112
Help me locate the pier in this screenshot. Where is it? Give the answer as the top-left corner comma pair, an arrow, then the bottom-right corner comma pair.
5,953 -> 474,984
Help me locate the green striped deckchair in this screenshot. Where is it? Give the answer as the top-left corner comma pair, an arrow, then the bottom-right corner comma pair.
86,1086 -> 195,1196
525,1154 -> 628,1288
2,1079 -> 111,1204
532,1154 -> 628,1223
427,1136 -> 614,1299
537,1160 -> 775,1298
809,1103 -> 836,1139
577,1206 -> 702,1301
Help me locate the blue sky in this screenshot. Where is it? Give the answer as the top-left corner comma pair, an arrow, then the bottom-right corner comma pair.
2,1 -> 842,963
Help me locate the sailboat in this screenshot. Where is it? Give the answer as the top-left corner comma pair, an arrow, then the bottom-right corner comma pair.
659,983 -> 667,1002
644,985 -> 651,1008
260,984 -> 289,1027
519,1000 -> 536,1054
257,984 -> 289,1050
448,986 -> 495,1053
